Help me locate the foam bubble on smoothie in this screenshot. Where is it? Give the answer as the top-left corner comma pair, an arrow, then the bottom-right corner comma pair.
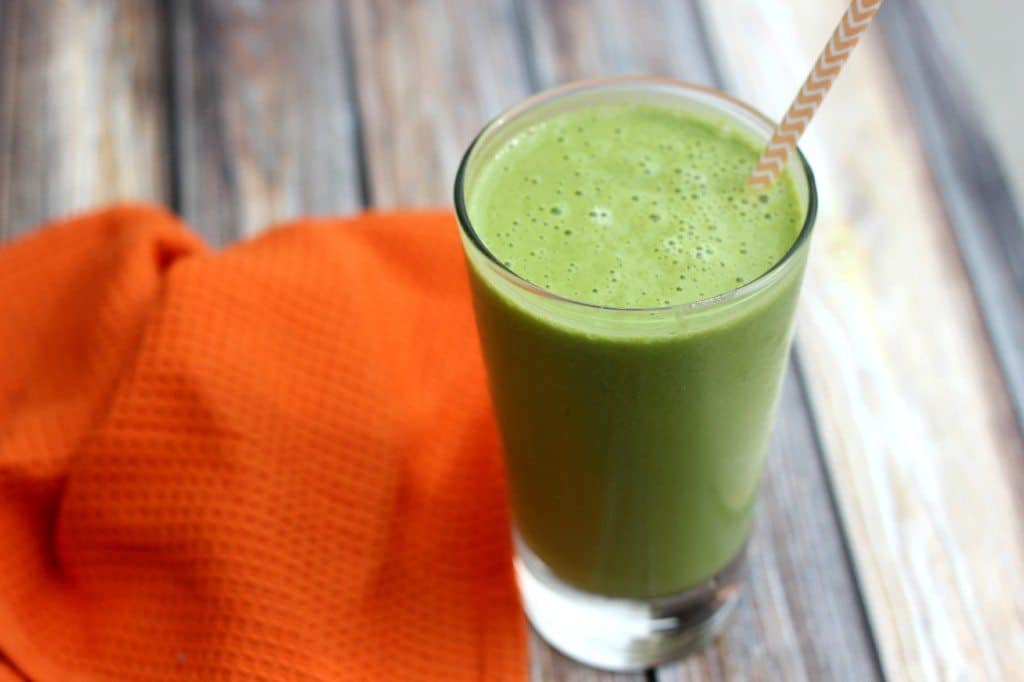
468,103 -> 803,308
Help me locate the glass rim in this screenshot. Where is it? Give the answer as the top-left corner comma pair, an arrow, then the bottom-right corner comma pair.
453,76 -> 818,315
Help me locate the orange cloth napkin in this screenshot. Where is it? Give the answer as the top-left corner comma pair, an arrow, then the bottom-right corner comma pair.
0,205 -> 525,681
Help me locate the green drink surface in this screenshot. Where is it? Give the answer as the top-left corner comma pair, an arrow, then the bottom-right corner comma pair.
468,103 -> 803,308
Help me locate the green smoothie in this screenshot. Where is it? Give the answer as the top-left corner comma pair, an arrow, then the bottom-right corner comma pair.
461,101 -> 809,598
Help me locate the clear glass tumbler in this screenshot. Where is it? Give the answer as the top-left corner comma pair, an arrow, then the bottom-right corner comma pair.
454,78 -> 817,671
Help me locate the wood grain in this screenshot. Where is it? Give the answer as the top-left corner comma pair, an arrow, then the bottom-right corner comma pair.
345,0 -> 640,678
170,0 -> 363,243
881,0 -> 1024,448
521,0 -> 717,88
0,0 -> 170,237
696,0 -> 1024,677
520,2 -> 881,680
346,0 -> 531,207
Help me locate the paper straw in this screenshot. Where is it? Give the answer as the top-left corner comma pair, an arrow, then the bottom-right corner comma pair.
748,0 -> 886,188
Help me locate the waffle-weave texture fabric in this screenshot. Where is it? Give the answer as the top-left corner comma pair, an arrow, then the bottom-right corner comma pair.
0,205 -> 526,681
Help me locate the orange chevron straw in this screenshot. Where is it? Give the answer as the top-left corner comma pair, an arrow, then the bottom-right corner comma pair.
748,0 -> 886,187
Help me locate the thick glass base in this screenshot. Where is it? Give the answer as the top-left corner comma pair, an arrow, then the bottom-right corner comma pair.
514,536 -> 745,671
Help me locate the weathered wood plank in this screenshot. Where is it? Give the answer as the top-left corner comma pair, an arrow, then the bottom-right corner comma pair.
697,0 -> 1024,677
930,0 -> 1024,211
346,0 -> 643,678
520,1 -> 881,680
880,0 -> 1024,457
170,0 -> 362,243
346,0 -> 531,207
0,0 -> 170,238
521,0 -> 717,87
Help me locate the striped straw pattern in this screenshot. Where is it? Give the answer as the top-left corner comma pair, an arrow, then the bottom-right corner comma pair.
748,0 -> 886,187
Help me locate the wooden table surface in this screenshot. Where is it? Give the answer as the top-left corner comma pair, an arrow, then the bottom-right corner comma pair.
2,1 -> 1023,679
